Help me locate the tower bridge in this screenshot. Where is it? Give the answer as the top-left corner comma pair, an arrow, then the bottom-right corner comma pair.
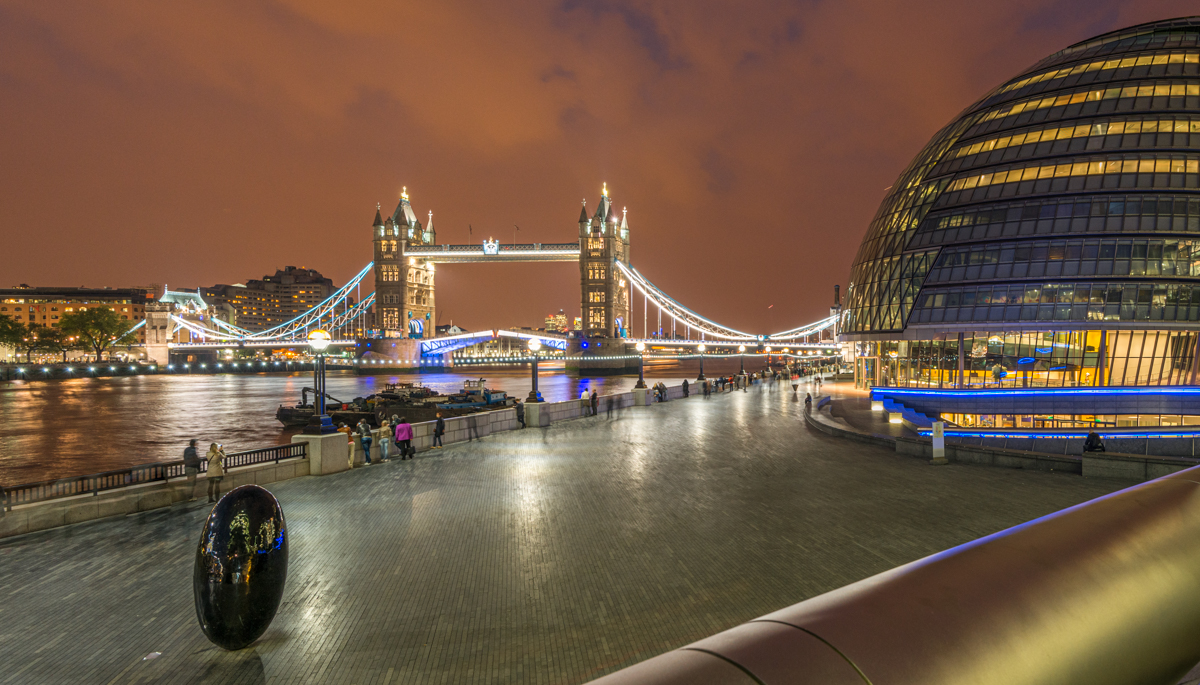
145,183 -> 839,370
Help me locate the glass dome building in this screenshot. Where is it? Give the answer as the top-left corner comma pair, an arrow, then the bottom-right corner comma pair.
843,17 -> 1200,393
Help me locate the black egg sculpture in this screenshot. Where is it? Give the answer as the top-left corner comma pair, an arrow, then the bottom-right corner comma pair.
193,484 -> 288,650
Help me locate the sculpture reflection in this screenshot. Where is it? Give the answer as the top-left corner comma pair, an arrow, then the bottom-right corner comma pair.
193,484 -> 288,650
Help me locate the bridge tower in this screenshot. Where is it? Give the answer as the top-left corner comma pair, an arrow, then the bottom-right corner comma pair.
372,188 -> 437,338
142,302 -> 173,365
578,183 -> 631,338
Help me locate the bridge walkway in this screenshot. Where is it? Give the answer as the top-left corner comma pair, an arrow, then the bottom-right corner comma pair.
0,381 -> 1131,684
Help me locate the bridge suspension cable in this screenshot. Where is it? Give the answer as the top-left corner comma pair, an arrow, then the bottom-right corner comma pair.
615,262 -> 837,342
168,262 -> 376,343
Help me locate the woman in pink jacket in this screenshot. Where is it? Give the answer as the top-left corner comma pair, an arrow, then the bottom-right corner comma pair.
394,417 -> 414,460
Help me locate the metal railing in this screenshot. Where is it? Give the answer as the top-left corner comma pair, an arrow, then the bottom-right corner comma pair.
1,443 -> 306,513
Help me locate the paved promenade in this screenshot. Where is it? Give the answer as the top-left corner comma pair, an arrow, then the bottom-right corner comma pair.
0,381 -> 1133,684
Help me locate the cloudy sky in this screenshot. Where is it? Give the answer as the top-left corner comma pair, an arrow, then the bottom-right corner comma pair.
1,0 -> 1196,333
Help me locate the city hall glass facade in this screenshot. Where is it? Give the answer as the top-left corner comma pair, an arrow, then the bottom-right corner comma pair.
842,17 -> 1200,389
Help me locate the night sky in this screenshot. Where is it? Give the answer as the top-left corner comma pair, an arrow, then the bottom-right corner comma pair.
2,1 -> 1196,334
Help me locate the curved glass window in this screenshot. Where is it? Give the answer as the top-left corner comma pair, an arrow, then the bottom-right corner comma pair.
910,281 -> 1200,324
927,238 -> 1200,283
912,194 -> 1200,248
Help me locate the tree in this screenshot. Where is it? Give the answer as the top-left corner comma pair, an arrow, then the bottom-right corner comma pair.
0,314 -> 26,361
39,326 -> 82,363
59,308 -> 137,362
14,323 -> 45,363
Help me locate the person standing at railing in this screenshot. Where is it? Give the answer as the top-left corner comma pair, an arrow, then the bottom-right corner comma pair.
394,416 -> 413,460
434,412 -> 446,444
378,417 -> 392,461
356,419 -> 374,465
183,439 -> 201,502
206,443 -> 226,503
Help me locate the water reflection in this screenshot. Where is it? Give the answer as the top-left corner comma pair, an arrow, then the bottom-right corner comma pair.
0,358 -> 761,484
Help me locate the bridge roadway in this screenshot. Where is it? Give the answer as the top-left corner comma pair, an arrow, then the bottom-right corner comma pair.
0,381 -> 1134,684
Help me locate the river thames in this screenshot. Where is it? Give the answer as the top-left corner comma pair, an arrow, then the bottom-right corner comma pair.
0,358 -> 775,485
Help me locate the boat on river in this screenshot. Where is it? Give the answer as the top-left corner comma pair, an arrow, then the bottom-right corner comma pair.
275,387 -> 377,428
436,379 -> 513,409
376,382 -> 442,405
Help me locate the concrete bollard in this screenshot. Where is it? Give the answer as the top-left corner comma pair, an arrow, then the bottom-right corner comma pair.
931,421 -> 948,465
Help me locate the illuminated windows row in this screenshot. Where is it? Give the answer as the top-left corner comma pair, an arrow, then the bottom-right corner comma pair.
980,82 -> 1200,124
997,52 -> 1198,95
948,155 -> 1200,192
950,117 -> 1200,160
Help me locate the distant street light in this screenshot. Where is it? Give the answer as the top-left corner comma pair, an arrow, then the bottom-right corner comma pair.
697,343 -> 707,381
738,344 -> 746,375
635,341 -> 646,389
526,338 -> 544,403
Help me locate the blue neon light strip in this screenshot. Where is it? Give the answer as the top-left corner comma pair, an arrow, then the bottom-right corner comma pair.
918,428 -> 1200,439
872,386 -> 1200,399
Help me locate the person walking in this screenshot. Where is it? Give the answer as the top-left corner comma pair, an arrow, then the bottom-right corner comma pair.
590,390 -> 599,416
805,392 -> 812,409
394,416 -> 414,460
515,401 -> 525,429
433,412 -> 446,446
206,442 -> 226,502
356,419 -> 374,465
183,439 -> 201,502
682,379 -> 689,397
378,416 -> 392,461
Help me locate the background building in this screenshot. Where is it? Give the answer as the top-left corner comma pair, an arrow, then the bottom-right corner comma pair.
545,310 -> 568,332
0,286 -> 152,341
842,17 -> 1200,395
200,266 -> 336,332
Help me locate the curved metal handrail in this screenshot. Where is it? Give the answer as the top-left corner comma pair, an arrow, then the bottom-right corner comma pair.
590,466 -> 1200,685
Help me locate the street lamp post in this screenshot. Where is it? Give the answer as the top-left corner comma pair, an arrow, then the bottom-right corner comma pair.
305,329 -> 336,434
738,344 -> 746,375
526,338 -> 544,403
696,343 -> 707,381
634,341 -> 646,389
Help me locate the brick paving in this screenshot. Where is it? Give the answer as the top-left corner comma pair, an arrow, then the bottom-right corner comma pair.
0,382 -> 1133,684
